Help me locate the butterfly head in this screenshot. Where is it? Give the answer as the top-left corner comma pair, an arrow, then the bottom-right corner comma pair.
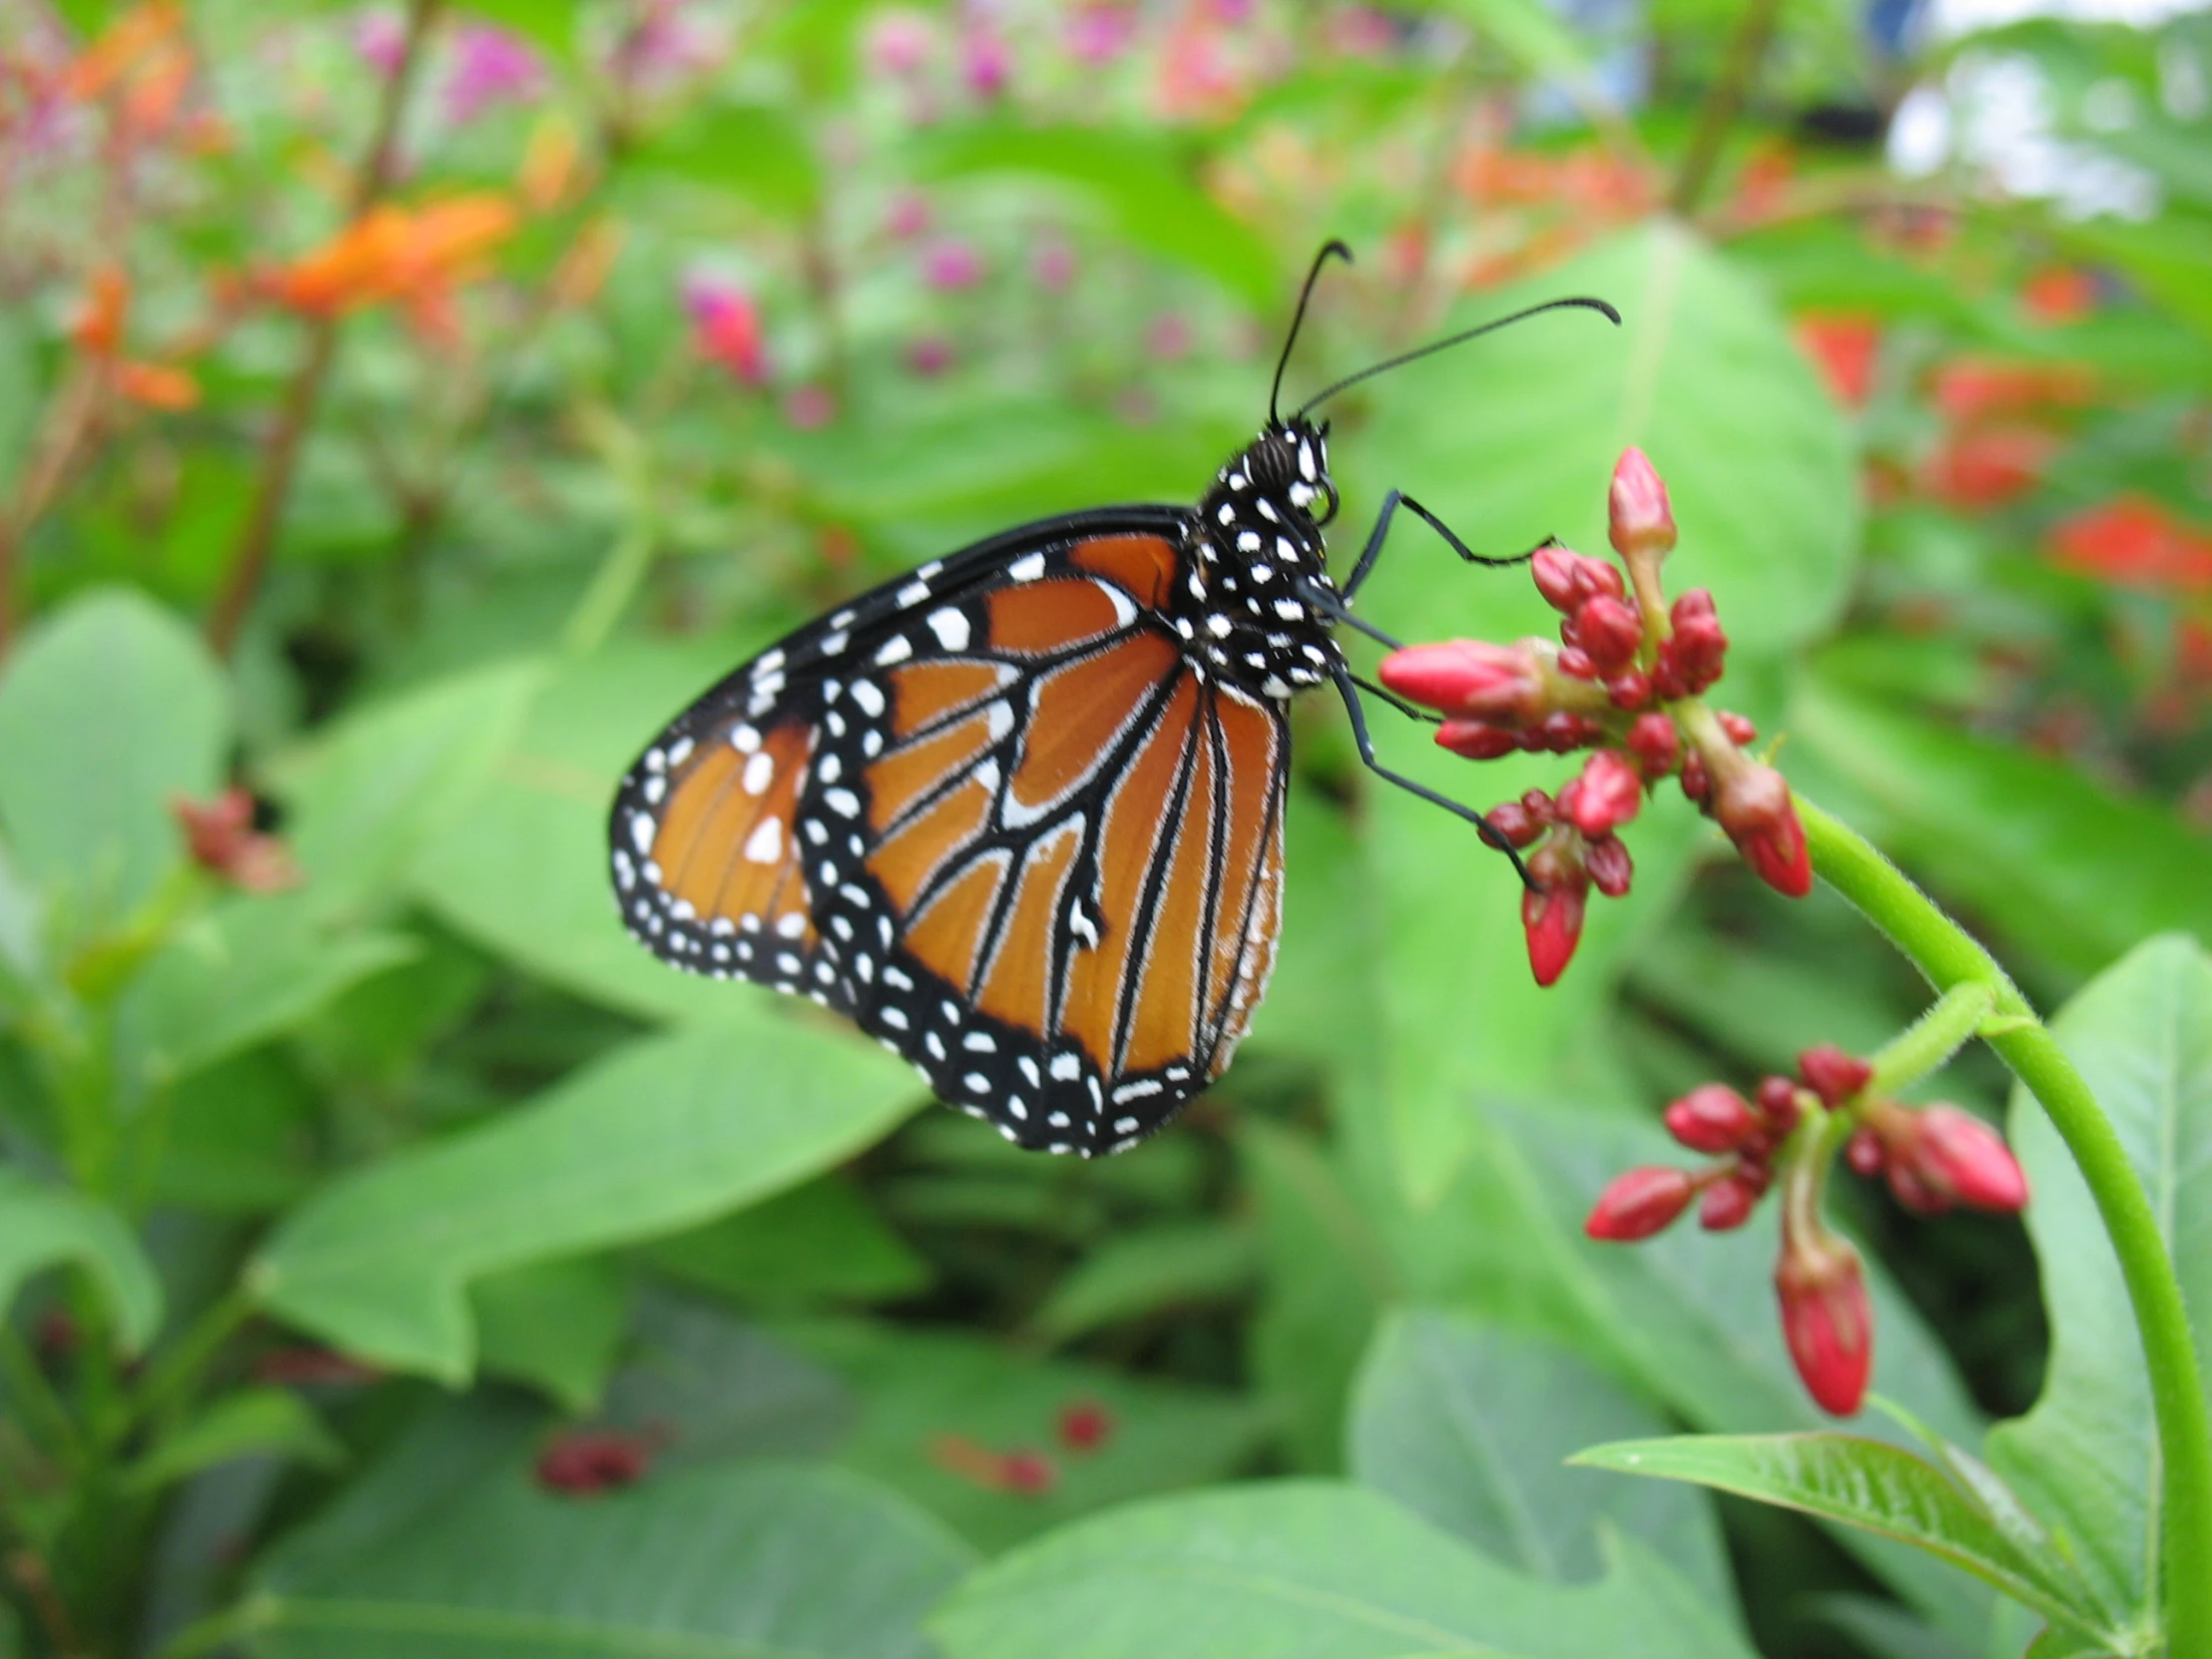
1233,415 -> 1339,528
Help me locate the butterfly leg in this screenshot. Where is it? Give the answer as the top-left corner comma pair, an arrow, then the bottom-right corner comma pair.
1330,664 -> 1535,889
1341,490 -> 1556,602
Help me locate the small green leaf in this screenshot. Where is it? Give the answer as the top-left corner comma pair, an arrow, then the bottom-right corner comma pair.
1026,1220 -> 1258,1345
1987,934 -> 2212,1630
635,1178 -> 931,1307
1569,1434 -> 2104,1639
1350,1311 -> 1733,1607
0,1171 -> 162,1353
930,1481 -> 1758,1659
0,589 -> 228,924
122,1387 -> 341,1492
257,1451 -> 974,1659
250,1012 -> 921,1381
470,1256 -> 631,1414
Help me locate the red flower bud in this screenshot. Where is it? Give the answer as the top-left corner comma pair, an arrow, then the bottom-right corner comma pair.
1520,789 -> 1557,824
1575,595 -> 1644,678
1484,800 -> 1545,846
1565,750 -> 1643,836
1584,833 -> 1633,896
1585,1166 -> 1696,1240
1797,1044 -> 1872,1107
1434,720 -> 1521,760
1380,640 -> 1546,724
1536,712 -> 1598,753
1555,646 -> 1597,681
1712,763 -> 1812,897
1679,750 -> 1710,803
1661,591 -> 1729,693
1756,1076 -> 1802,1127
1665,1084 -> 1763,1153
1531,543 -> 1584,612
172,789 -> 300,893
1699,1173 -> 1761,1231
1718,710 -> 1758,746
1608,446 -> 1678,559
1887,1162 -> 1950,1214
1626,713 -> 1680,776
1905,1106 -> 2029,1212
1520,859 -> 1588,988
1776,1230 -> 1872,1415
1845,1128 -> 1885,1176
1605,672 -> 1653,711
536,1429 -> 653,1495
1058,1398 -> 1115,1452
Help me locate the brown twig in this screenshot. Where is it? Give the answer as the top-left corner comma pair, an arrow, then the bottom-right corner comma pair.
1669,0 -> 1786,217
203,0 -> 441,659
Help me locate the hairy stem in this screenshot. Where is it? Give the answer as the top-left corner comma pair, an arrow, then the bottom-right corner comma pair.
204,0 -> 441,658
1798,794 -> 2212,1653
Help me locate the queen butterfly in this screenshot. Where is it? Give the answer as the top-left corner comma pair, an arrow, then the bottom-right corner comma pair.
611,245 -> 1617,1155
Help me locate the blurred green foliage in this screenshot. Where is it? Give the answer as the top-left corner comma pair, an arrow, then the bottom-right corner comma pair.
0,1 -> 2207,1656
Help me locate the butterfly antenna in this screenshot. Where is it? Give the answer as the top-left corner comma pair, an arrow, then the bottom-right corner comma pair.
1293,295 -> 1621,419
1269,240 -> 1354,427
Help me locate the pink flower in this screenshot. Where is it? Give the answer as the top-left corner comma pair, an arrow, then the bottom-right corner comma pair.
962,28 -> 1011,97
353,8 -> 406,76
443,24 -> 542,126
682,274 -> 766,382
1607,446 -> 1677,559
867,11 -> 935,76
923,240 -> 984,290
1065,5 -> 1136,63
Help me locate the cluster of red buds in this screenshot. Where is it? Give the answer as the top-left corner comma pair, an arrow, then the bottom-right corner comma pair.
925,1397 -> 1117,1496
535,1426 -> 659,1495
1586,1043 -> 2027,1414
171,787 -> 299,892
1379,449 -> 1810,985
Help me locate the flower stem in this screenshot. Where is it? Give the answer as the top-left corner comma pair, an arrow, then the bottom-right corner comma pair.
1797,793 -> 2212,1652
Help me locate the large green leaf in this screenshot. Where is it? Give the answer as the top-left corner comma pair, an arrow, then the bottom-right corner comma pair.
911,126 -> 1279,305
1349,1311 -> 1732,1608
1986,935 -> 2212,1631
0,1171 -> 162,1353
1792,674 -> 2212,981
0,589 -> 228,921
931,1482 -> 1758,1659
470,1256 -> 631,1414
256,1452 -> 972,1659
250,1013 -> 921,1381
784,1319 -> 1272,1553
1571,1435 -> 2103,1641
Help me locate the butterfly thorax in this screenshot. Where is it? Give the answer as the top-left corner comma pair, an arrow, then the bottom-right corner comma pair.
1174,420 -> 1347,702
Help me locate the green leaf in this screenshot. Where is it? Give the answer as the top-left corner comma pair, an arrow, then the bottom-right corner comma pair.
930,1481 -> 1759,1659
0,589 -> 228,922
250,1013 -> 921,1382
0,1172 -> 162,1352
117,896 -> 417,1085
273,660 -> 545,925
470,1256 -> 631,1414
452,0 -> 578,62
911,126 -> 1279,305
1349,1311 -> 1733,1607
1569,1435 -> 2103,1640
1242,1122 -> 1395,1471
1986,934 -> 2212,1630
122,1387 -> 341,1492
153,1050 -> 318,1216
784,1318 -> 1272,1553
627,100 -> 821,217
635,1178 -> 931,1307
599,1293 -> 856,1460
1792,674 -> 2212,980
1026,1219 -> 1258,1345
256,1453 -> 974,1659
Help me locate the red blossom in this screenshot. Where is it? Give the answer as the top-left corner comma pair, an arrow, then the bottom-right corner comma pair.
1926,426 -> 2056,508
1876,1105 -> 2028,1213
2048,495 -> 2212,593
1776,1229 -> 1872,1415
1625,712 -> 1680,777
1574,595 -> 1644,677
172,789 -> 299,892
1585,1166 -> 1696,1241
1520,870 -> 1586,988
1435,720 -> 1522,760
1709,761 -> 1811,897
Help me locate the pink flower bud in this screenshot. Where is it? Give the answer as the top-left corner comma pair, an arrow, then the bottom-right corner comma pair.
1555,645 -> 1597,681
1608,446 -> 1677,559
1887,1162 -> 1949,1214
1575,594 -> 1643,677
1798,1044 -> 1873,1107
1712,762 -> 1812,896
1584,833 -> 1633,896
1435,720 -> 1521,760
1606,671 -> 1652,710
1585,1166 -> 1696,1240
173,790 -> 300,892
682,275 -> 767,383
1756,1076 -> 1804,1134
1484,800 -> 1545,846
1718,710 -> 1758,746
1532,544 -> 1583,611
1565,750 -> 1642,836
923,239 -> 984,290
1520,850 -> 1588,988
1380,639 -> 1547,725
1665,1084 -> 1763,1153
1699,1174 -> 1761,1231
1660,596 -> 1728,694
868,11 -> 936,76
1626,713 -> 1681,776
1776,1229 -> 1872,1415
1906,1106 -> 2029,1212
1536,712 -> 1600,753
1679,750 -> 1710,803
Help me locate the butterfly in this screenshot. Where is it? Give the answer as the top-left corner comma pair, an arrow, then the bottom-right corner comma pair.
610,245 -> 1616,1155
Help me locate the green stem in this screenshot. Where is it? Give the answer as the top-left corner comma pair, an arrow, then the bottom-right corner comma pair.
1866,981 -> 1996,1100
1798,794 -> 2212,1653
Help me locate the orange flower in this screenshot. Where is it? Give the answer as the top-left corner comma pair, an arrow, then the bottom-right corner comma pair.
1796,313 -> 1880,409
113,360 -> 199,410
65,0 -> 182,101
1932,356 -> 2095,424
1925,426 -> 2056,509
2049,496 -> 2212,593
71,268 -> 131,355
2023,267 -> 2096,325
270,195 -> 519,317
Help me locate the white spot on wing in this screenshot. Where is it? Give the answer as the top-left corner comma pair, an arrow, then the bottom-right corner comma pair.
743,818 -> 783,863
874,636 -> 912,666
1009,551 -> 1047,582
927,608 -> 970,651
